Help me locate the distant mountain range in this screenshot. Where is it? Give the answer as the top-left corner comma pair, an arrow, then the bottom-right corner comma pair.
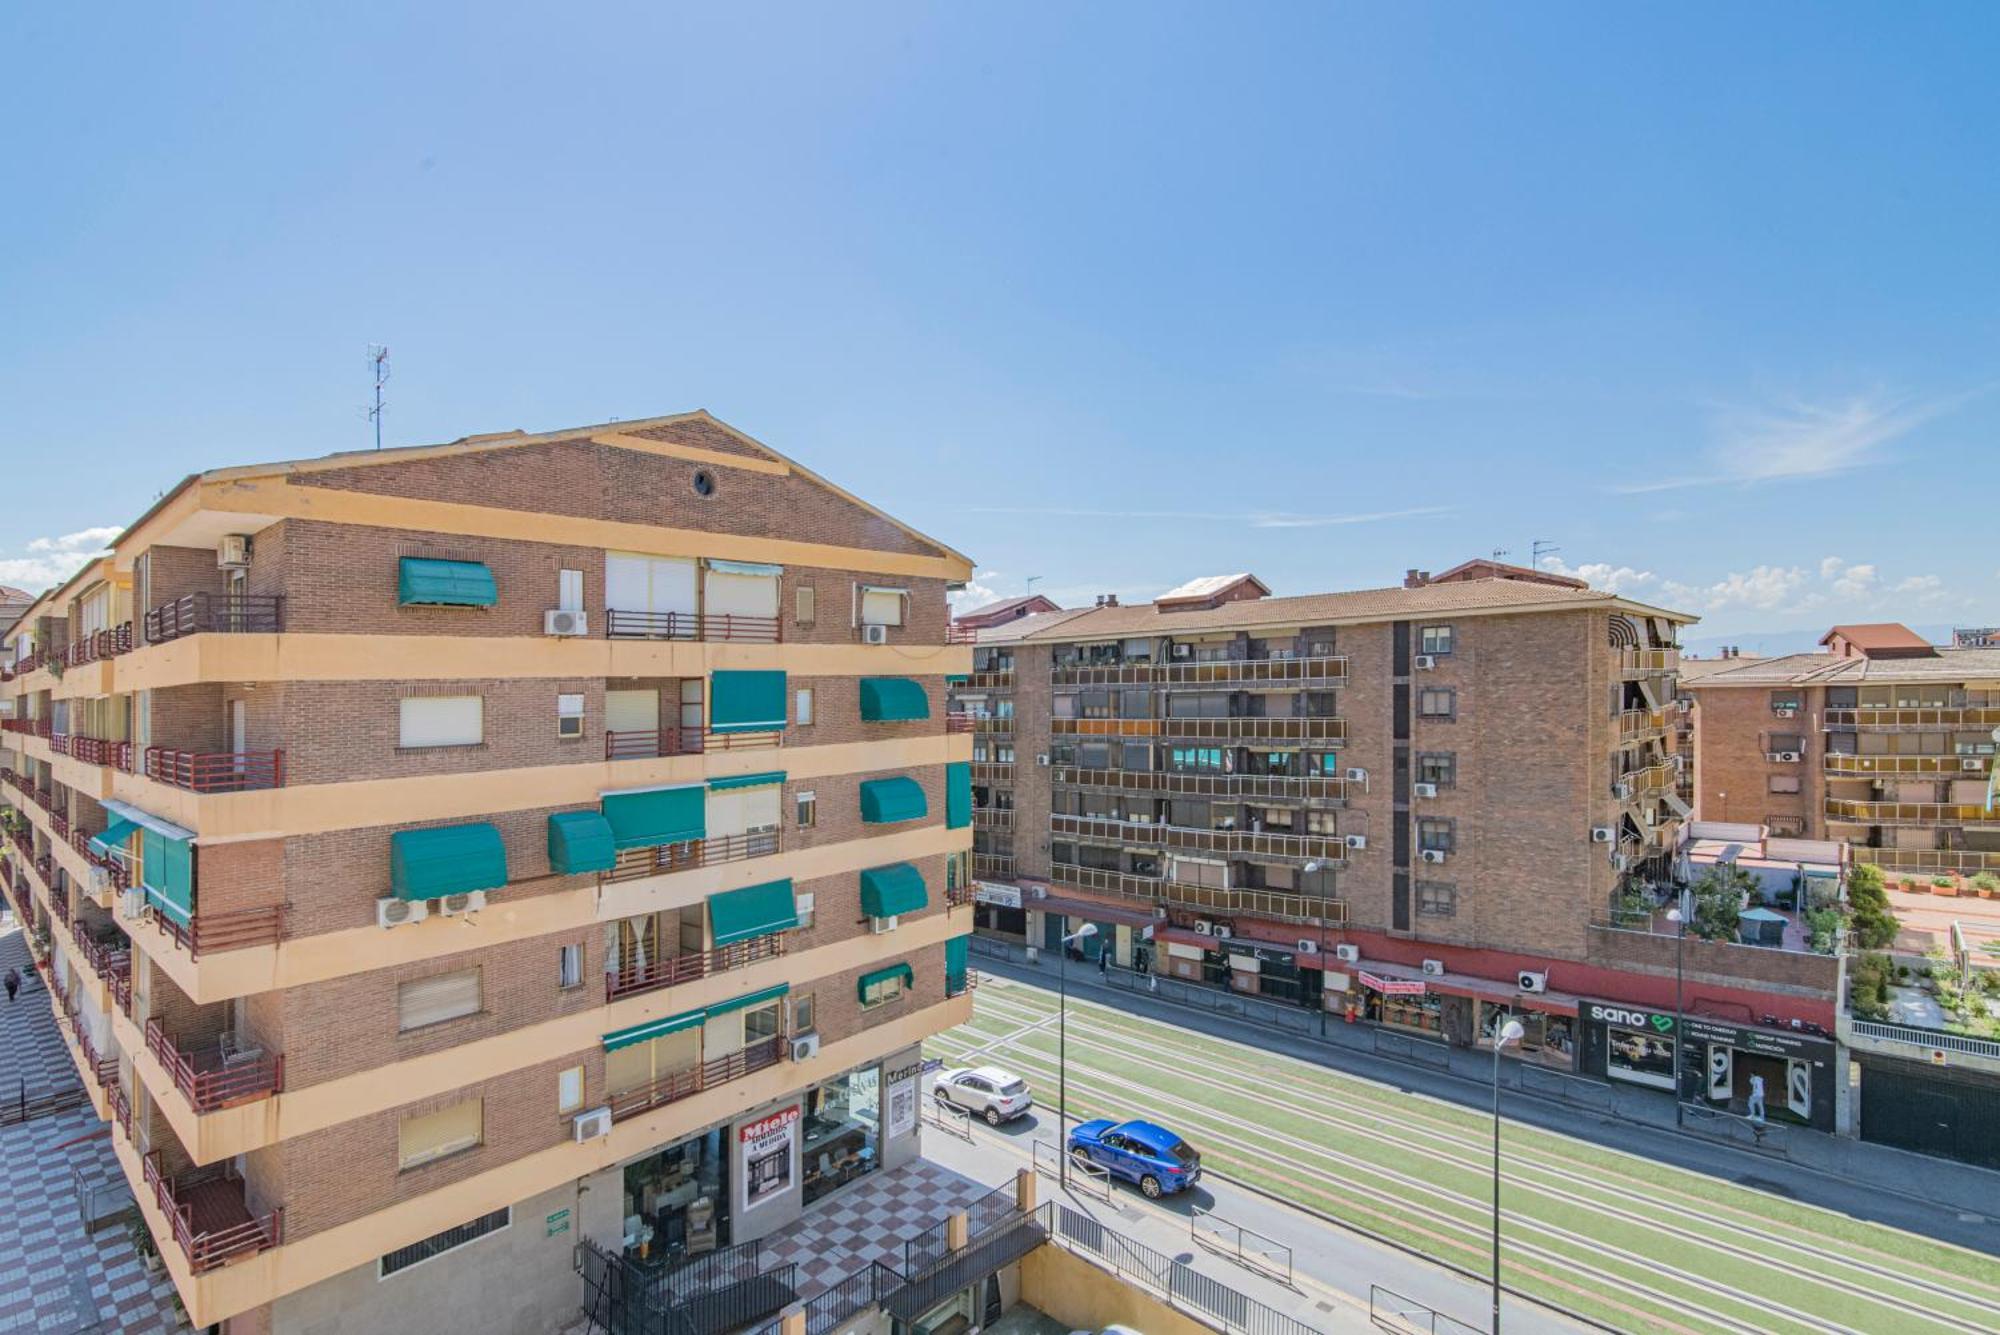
1680,623 -> 1970,660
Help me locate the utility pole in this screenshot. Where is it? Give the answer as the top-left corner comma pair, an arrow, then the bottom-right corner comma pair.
368,345 -> 391,450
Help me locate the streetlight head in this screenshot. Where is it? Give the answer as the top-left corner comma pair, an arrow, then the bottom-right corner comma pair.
1498,1019 -> 1525,1046
1665,907 -> 1683,923
1068,923 -> 1098,941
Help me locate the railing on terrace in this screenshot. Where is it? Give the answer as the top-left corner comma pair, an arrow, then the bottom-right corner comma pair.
1055,766 -> 1349,803
1618,708 -> 1670,741
604,726 -> 703,761
1161,884 -> 1348,926
604,831 -> 781,885
108,969 -> 132,1018
108,1074 -> 131,1139
1055,715 -> 1346,743
945,621 -> 979,644
972,715 -> 1012,734
68,828 -> 131,890
1617,646 -> 1680,675
605,1034 -> 785,1123
1860,848 -> 2000,874
143,1017 -> 284,1112
143,746 -> 285,793
1848,1018 -> 2000,1062
964,669 -> 1015,690
1615,763 -> 1677,798
50,810 -> 69,840
151,904 -> 286,960
1826,799 -> 2000,827
971,852 -> 1015,880
604,932 -> 786,1002
1825,753 -> 1994,776
972,807 -> 1014,829
1050,654 -> 1350,687
969,762 -> 1014,785
63,624 -> 134,667
1825,706 -> 2000,730
47,887 -> 71,930
944,880 -> 974,908
144,593 -> 284,643
1050,814 -> 1347,864
944,712 -> 975,733
142,1152 -> 282,1273
603,608 -> 781,643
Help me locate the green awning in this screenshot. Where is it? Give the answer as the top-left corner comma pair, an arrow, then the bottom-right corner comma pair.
708,771 -> 785,792
860,863 -> 929,919
89,818 -> 139,854
859,776 -> 927,825
603,1009 -> 706,1052
602,785 -> 705,850
708,879 -> 799,945
860,677 -> 931,722
140,827 -> 193,926
390,823 -> 508,901
946,934 -> 971,991
946,762 -> 972,830
398,557 -> 497,607
708,982 -> 789,1016
711,670 -> 788,734
946,674 -> 970,686
548,811 -> 617,875
858,962 -> 914,1003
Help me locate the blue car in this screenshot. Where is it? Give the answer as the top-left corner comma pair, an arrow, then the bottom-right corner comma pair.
1067,1118 -> 1202,1198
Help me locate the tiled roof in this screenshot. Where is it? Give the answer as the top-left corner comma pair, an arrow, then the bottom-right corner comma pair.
1685,647 -> 2000,687
972,608 -> 1097,644
1821,622 -> 1933,653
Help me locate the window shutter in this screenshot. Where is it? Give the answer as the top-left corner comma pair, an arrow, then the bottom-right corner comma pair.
861,589 -> 905,626
399,1098 -> 483,1167
400,696 -> 484,748
705,568 -> 779,618
398,969 -> 483,1031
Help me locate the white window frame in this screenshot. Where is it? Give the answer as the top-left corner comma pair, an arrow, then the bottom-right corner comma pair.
858,585 -> 908,628
557,1066 -> 584,1114
557,693 -> 585,740
399,695 -> 484,749
558,944 -> 583,990
558,569 -> 584,613
796,686 -> 814,727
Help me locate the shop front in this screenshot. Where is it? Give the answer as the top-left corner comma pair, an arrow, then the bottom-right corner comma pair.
621,1126 -> 730,1268
1324,960 -> 1577,1065
802,1065 -> 882,1205
1354,969 -> 1444,1038
1577,1001 -> 1836,1130
1220,939 -> 1316,1007
1579,1001 -> 1680,1092
972,881 -> 1026,938
1475,1002 -> 1577,1070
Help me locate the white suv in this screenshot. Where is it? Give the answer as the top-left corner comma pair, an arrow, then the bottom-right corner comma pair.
933,1065 -> 1033,1125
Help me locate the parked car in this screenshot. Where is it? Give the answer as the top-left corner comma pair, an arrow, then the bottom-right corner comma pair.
932,1065 -> 1033,1124
1067,1118 -> 1202,1198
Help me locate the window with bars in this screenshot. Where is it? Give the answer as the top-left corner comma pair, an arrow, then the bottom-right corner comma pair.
380,1208 -> 511,1278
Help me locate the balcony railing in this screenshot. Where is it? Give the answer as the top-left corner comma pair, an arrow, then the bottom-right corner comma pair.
944,880 -> 974,908
1055,716 -> 1346,743
972,715 -> 1012,734
606,1035 -> 785,1123
1825,706 -> 2000,731
1050,655 -> 1350,688
604,830 -> 782,885
1858,848 -> 2000,874
109,1074 -> 132,1138
68,827 -> 131,890
143,746 -> 284,793
945,713 -> 976,734
604,932 -> 787,1002
48,885 -> 71,930
972,852 -> 1015,880
1614,762 -> 1677,800
142,1153 -> 283,1273
63,623 -> 135,667
1825,799 -> 2000,828
964,670 -> 1015,690
972,807 -> 1014,830
145,593 -> 285,644
1616,647 -> 1680,676
152,904 -> 286,959
605,727 -> 703,761
1824,754 -> 1994,776
945,622 -> 980,644
1617,708 -> 1670,742
144,1017 -> 285,1112
1053,766 -> 1349,803
1050,814 -> 1346,865
604,608 -> 780,643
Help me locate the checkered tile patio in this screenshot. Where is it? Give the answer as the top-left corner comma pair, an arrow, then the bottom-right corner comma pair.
756,1157 -> 995,1302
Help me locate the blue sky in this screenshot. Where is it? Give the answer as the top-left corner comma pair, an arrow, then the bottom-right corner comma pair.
2,4 -> 1995,641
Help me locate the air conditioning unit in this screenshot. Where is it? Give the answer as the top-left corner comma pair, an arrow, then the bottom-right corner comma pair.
1171,643 -> 1193,659
871,914 -> 899,934
1413,782 -> 1438,799
1333,943 -> 1360,963
1295,939 -> 1319,955
436,891 -> 487,916
1193,920 -> 1214,935
1345,768 -> 1369,783
1964,759 -> 1986,772
791,1033 -> 821,1062
1517,970 -> 1548,994
1677,699 -> 1693,714
1212,925 -> 1232,940
573,1107 -> 613,1142
118,888 -> 145,921
1612,781 -> 1633,801
1773,706 -> 1797,718
1035,754 -> 1050,767
88,864 -> 110,894
544,608 -> 589,637
1414,655 -> 1437,671
377,897 -> 431,928
1590,826 -> 1615,843
216,534 -> 251,568
1344,834 -> 1368,850
862,623 -> 890,645
1421,958 -> 1446,977
1420,849 -> 1447,864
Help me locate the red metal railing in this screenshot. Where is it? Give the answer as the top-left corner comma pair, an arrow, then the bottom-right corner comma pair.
605,726 -> 703,761
945,713 -> 975,733
945,881 -> 974,908
151,904 -> 285,959
143,1153 -> 283,1273
144,1017 -> 285,1112
0,718 -> 34,735
607,1035 -> 785,1123
603,609 -> 781,643
109,1074 -> 132,1139
143,747 -> 284,793
144,593 -> 285,644
109,968 -> 132,1018
603,830 -> 782,885
48,886 -> 71,930
69,827 -> 131,890
63,624 -> 134,667
605,933 -> 787,1002
50,810 -> 69,840
77,931 -> 132,983
946,622 -> 979,644
32,786 -> 52,811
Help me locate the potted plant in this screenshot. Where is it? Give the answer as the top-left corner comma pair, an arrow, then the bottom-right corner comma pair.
1973,872 -> 2000,900
1903,876 -> 1927,894
1934,875 -> 1959,898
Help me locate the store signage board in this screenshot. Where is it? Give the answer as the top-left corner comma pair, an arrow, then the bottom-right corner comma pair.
1359,970 -> 1427,996
546,1208 -> 571,1238
1584,1002 -> 1676,1034
974,882 -> 1022,908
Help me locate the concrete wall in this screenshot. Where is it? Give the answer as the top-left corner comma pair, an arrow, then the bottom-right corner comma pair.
1020,1245 -> 1211,1335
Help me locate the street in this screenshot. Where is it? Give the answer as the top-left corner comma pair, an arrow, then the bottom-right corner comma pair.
925,970 -> 2000,1335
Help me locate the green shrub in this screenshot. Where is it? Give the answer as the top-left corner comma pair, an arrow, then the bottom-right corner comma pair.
1973,872 -> 2000,895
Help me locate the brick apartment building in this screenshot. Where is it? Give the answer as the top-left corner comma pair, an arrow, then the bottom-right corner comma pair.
953,564 -> 1850,1127
0,412 -> 978,1333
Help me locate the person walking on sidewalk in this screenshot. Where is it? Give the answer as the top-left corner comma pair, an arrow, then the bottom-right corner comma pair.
1747,1072 -> 1766,1123
4,967 -> 20,1003
1097,947 -> 1109,978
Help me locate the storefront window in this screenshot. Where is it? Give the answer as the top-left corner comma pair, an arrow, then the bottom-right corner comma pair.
1366,989 -> 1442,1037
802,1066 -> 881,1204
621,1128 -> 727,1268
1479,1003 -> 1575,1069
1605,1024 -> 1676,1089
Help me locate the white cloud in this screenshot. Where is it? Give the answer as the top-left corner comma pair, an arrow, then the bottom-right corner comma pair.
0,525 -> 119,592
967,504 -> 1455,528
24,525 -> 121,554
1538,556 -> 1659,595
1663,565 -> 1811,612
949,569 -> 1006,612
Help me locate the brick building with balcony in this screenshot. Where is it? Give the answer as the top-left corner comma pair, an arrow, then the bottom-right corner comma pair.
0,411 -> 978,1334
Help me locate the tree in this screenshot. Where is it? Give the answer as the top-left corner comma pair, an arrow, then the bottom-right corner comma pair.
1847,863 -> 1901,952
1688,863 -> 1754,942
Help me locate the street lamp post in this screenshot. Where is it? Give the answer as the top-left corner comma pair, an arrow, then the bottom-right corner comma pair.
1057,922 -> 1097,1188
1667,892 -> 1688,1126
1302,859 -> 1327,1036
1491,1017 -> 1524,1335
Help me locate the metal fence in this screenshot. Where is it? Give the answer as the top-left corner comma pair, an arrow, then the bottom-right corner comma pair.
576,1237 -> 797,1335
921,1093 -> 974,1142
1191,1206 -> 1294,1285
1368,1284 -> 1484,1335
1032,1139 -> 1110,1201
1102,965 -> 1329,1036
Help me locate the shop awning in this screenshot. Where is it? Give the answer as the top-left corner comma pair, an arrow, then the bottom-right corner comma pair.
860,863 -> 928,919
860,677 -> 930,723
398,557 -> 497,607
946,761 -> 972,830
1344,958 -> 1581,1016
858,962 -> 914,1003
603,1008 -> 706,1052
89,817 -> 139,855
708,771 -> 785,792
708,879 -> 799,946
708,982 -> 789,1016
601,784 -> 705,849
547,811 -> 617,875
710,670 -> 788,734
859,776 -> 927,825
391,823 -> 508,901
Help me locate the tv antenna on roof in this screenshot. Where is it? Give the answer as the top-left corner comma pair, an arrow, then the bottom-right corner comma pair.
1531,538 -> 1560,570
367,345 -> 391,450
1491,548 -> 1509,563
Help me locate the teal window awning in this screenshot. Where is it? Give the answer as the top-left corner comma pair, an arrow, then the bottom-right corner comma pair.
860,863 -> 928,919
390,823 -> 508,901
548,811 -> 618,875
140,827 -> 194,926
859,775 -> 927,825
603,1008 -> 705,1052
860,677 -> 930,722
708,982 -> 789,1016
946,934 -> 970,991
602,785 -> 705,849
858,962 -> 914,1003
708,771 -> 785,792
946,762 -> 972,830
398,557 -> 498,607
89,817 -> 140,854
710,670 -> 788,734
708,879 -> 799,946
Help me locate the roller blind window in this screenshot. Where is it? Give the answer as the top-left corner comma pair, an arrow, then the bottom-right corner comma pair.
400,696 -> 484,748
399,1098 -> 483,1169
606,554 -> 698,617
398,969 -> 483,1031
705,568 -> 779,618
861,589 -> 905,626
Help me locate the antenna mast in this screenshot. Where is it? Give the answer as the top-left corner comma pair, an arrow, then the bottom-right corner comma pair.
368,345 -> 391,450
1531,538 -> 1560,571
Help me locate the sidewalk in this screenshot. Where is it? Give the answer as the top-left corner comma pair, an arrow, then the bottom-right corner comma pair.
971,940 -> 2000,1254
